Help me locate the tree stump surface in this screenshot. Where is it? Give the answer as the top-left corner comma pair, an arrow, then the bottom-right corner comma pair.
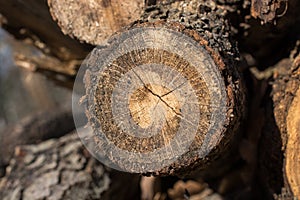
79,0 -> 245,176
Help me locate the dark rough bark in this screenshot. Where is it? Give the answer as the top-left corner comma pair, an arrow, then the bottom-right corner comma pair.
0,132 -> 141,200
82,0 -> 245,176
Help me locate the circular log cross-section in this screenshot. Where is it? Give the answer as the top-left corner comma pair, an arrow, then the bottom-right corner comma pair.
75,21 -> 244,175
48,0 -> 145,45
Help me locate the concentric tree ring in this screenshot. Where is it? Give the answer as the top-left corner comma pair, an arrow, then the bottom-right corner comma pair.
73,24 -> 229,173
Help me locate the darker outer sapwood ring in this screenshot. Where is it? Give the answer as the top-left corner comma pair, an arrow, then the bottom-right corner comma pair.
72,21 -> 244,175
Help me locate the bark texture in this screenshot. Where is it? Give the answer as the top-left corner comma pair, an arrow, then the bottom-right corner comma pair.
0,132 -> 141,200
0,109 -> 75,173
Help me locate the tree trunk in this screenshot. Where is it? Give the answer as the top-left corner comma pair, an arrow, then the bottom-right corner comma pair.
80,0 -> 245,176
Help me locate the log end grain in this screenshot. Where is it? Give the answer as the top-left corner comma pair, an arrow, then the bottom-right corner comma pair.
74,21 -> 244,176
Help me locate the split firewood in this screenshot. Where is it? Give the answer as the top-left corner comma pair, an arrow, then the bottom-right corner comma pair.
79,0 -> 245,176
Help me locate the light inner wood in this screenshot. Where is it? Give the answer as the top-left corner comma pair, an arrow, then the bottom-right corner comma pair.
129,84 -> 181,129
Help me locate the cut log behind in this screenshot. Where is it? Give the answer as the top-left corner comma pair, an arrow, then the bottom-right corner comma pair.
47,0 -> 145,45
79,0 -> 245,176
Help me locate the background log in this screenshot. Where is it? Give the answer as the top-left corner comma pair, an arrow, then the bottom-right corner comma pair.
0,109 -> 75,176
47,0 -> 145,45
258,43 -> 300,199
0,0 -> 93,75
0,0 -> 92,61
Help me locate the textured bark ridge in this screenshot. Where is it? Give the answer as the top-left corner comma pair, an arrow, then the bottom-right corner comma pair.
81,0 -> 245,176
48,0 -> 145,45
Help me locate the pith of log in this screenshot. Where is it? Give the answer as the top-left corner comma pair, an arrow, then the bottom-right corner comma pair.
80,0 -> 245,176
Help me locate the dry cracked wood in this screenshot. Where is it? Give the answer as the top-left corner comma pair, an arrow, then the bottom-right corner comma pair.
80,0 -> 245,176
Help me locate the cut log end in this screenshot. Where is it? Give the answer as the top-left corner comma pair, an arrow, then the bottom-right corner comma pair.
76,21 -> 244,176
47,0 -> 145,45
